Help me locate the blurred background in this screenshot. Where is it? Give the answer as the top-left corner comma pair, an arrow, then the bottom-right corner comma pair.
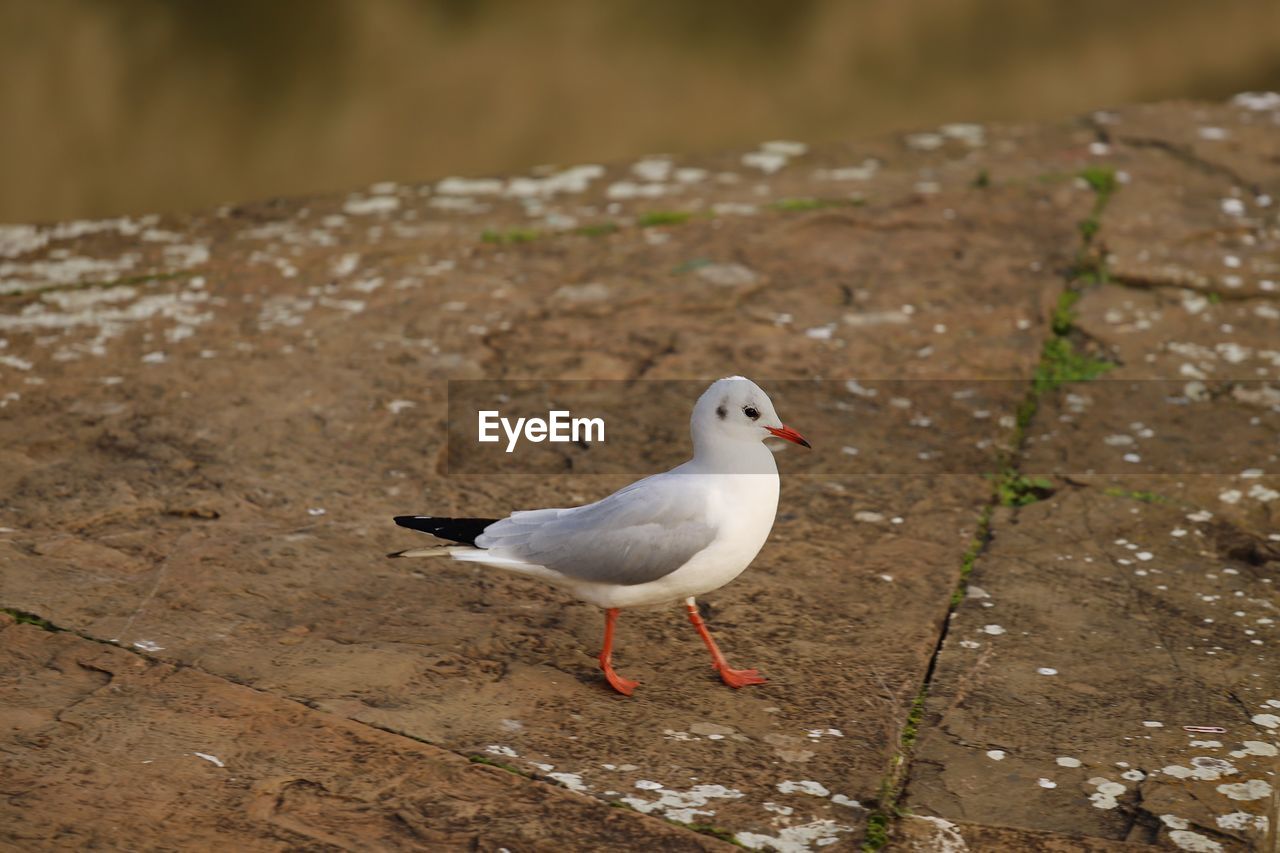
3,0 -> 1278,224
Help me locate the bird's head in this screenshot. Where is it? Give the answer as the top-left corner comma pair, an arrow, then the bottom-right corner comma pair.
691,376 -> 810,450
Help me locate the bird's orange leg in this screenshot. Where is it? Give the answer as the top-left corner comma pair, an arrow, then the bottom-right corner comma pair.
685,597 -> 766,688
599,608 -> 639,696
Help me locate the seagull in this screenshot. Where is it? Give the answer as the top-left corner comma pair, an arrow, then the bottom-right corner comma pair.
389,376 -> 810,696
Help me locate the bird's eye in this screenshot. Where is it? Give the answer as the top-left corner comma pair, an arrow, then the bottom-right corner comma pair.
743,406 -> 760,420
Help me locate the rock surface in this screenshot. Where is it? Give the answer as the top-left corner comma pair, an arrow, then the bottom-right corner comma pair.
2,97 -> 1277,850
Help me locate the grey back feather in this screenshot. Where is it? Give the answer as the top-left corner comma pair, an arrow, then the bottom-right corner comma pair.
474,472 -> 716,586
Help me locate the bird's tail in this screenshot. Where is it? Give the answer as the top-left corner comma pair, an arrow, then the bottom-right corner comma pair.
392,515 -> 497,545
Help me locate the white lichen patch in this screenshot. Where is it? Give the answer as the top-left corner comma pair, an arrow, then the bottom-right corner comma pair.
735,820 -> 853,852
1216,811 -> 1268,832
436,177 -> 504,196
510,165 -> 605,198
1187,756 -> 1237,780
1247,483 -> 1279,502
0,354 -> 33,370
1230,741 -> 1277,758
741,140 -> 807,174
2,286 -> 214,364
606,181 -> 670,200
428,196 -> 491,214
632,157 -> 673,183
619,783 -> 744,824
906,815 -> 967,853
1168,830 -> 1223,852
257,295 -> 315,331
1,253 -> 142,295
1250,713 -> 1279,729
1216,779 -> 1271,801
0,214 -> 158,260
843,309 -> 912,328
1055,756 -> 1082,768
1233,91 -> 1280,110
546,771 -> 588,792
905,133 -> 944,151
318,297 -> 365,313
775,780 -> 830,797
1087,778 -> 1125,809
0,224 -> 49,257
941,122 -> 986,146
163,243 -> 210,269
805,728 -> 843,740
343,195 -> 400,216
813,160 -> 880,182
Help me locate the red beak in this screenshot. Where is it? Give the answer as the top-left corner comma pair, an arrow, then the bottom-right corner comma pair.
765,425 -> 811,448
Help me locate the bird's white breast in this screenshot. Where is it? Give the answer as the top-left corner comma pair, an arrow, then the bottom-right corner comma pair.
577,471 -> 780,609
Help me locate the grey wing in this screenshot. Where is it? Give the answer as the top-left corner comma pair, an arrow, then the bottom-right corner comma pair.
474,473 -> 716,586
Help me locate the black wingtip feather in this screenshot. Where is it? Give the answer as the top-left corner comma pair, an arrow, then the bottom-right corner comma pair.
393,515 -> 498,546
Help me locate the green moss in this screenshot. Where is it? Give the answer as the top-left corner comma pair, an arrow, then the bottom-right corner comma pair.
1050,290 -> 1081,336
996,472 -> 1055,507
1033,336 -> 1113,393
1014,394 -> 1039,437
972,168 -> 991,189
467,755 -> 528,776
2,609 -> 62,632
683,824 -> 746,846
901,688 -> 928,749
637,210 -> 691,227
951,506 -> 994,606
1079,165 -> 1118,200
1072,254 -> 1109,284
862,812 -> 890,851
481,228 -> 541,245
1076,165 -> 1118,247
575,221 -> 619,237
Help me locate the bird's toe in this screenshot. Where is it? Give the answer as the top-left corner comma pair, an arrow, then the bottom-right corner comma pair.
719,667 -> 767,688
